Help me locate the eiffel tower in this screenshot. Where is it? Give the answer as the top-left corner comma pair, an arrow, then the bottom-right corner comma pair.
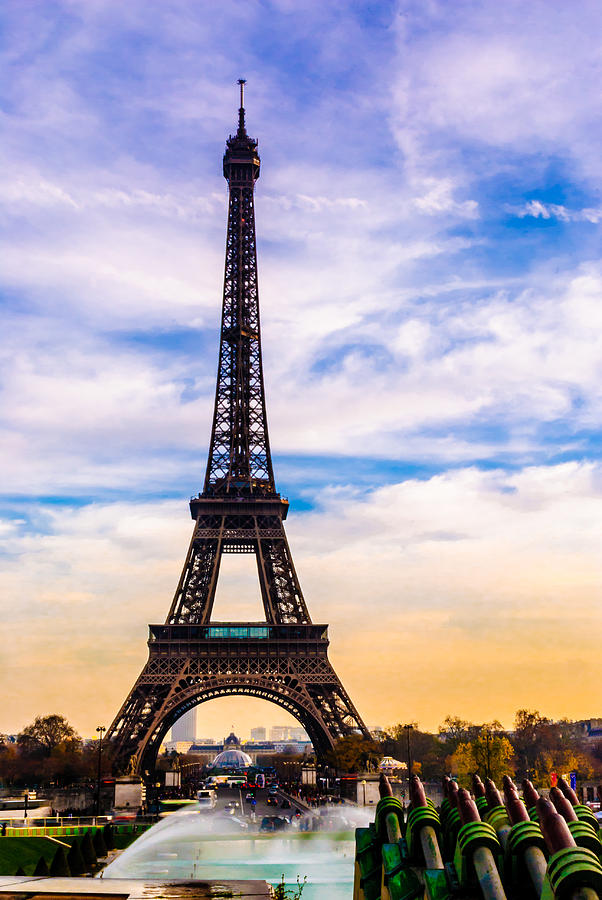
106,82 -> 370,775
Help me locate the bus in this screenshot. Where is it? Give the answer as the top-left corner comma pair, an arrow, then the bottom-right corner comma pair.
205,775 -> 229,786
227,776 -> 247,788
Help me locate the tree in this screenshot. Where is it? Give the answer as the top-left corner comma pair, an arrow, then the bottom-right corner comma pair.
510,710 -> 602,786
450,726 -> 515,787
326,735 -> 381,773
384,724 -> 448,780
0,742 -> 20,787
438,716 -> 481,751
537,748 -> 596,784
513,709 -> 562,783
18,715 -> 80,757
471,724 -> 513,781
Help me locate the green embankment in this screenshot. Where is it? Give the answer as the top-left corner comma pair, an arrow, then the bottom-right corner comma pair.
0,822 -> 149,876
0,836 -> 70,876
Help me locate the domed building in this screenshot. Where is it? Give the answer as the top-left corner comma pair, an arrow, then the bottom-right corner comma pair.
207,732 -> 252,770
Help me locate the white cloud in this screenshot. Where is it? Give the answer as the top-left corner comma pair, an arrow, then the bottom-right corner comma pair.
0,257 -> 600,499
514,200 -> 602,224
412,177 -> 479,218
391,0 -> 602,179
1,461 -> 600,734
266,262 -> 602,457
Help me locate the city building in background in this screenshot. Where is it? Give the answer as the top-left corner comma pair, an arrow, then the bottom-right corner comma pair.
171,708 -> 197,742
207,732 -> 253,769
269,725 -> 309,742
161,726 -> 313,762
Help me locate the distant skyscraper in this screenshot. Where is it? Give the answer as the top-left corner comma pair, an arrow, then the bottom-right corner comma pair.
269,725 -> 288,741
251,727 -> 266,741
171,708 -> 196,742
269,725 -> 309,742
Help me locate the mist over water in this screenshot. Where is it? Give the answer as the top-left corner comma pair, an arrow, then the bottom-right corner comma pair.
102,802 -> 374,899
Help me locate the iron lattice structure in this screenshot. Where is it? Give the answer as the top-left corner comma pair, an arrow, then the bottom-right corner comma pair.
106,84 -> 370,774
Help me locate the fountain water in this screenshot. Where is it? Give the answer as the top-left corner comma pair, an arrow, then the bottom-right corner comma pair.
102,802 -> 373,899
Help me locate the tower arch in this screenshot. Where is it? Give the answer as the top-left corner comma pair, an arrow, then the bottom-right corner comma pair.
136,677 -> 336,774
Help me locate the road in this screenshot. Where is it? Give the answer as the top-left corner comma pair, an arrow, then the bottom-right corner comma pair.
209,785 -> 305,829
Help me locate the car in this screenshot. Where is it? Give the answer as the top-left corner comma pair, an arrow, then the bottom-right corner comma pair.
111,811 -> 138,822
225,800 -> 240,810
321,813 -> 351,831
280,798 -> 291,809
266,796 -> 278,806
197,789 -> 217,811
260,816 -> 290,832
268,786 -> 278,795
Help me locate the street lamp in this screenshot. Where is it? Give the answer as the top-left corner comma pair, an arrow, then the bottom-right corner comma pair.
403,724 -> 414,778
361,779 -> 366,806
401,723 -> 414,803
95,726 -> 106,819
484,729 -> 492,780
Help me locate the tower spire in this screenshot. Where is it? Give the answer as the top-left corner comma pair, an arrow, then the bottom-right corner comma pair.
237,78 -> 247,137
209,78 -> 266,496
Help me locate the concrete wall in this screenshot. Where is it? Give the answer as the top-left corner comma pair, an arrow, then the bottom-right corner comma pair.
357,779 -> 380,807
114,777 -> 144,812
48,786 -> 94,813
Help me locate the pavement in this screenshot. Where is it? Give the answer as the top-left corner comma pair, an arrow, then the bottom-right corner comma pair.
0,875 -> 271,897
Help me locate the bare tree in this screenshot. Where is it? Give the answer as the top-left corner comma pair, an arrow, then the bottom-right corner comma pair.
18,714 -> 80,756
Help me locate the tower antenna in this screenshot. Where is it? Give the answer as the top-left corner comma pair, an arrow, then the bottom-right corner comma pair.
237,78 -> 247,135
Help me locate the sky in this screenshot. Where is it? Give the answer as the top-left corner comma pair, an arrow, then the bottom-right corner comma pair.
1,0 -> 601,742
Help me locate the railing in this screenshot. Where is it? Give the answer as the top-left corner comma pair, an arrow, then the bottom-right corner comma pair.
0,815 -> 112,827
0,815 -> 158,828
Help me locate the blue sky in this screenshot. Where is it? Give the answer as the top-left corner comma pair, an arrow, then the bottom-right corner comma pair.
1,0 -> 601,739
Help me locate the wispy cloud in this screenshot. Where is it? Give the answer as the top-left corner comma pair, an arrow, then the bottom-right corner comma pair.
1,462 -> 600,733
391,0 -> 602,177
513,200 -> 602,224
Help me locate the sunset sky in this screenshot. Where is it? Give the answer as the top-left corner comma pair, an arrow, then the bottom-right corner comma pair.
1,0 -> 601,742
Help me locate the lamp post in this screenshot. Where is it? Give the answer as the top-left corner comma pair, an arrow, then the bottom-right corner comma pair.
485,729 -> 492,780
95,726 -> 106,819
401,723 -> 414,802
361,779 -> 366,806
403,724 -> 413,778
